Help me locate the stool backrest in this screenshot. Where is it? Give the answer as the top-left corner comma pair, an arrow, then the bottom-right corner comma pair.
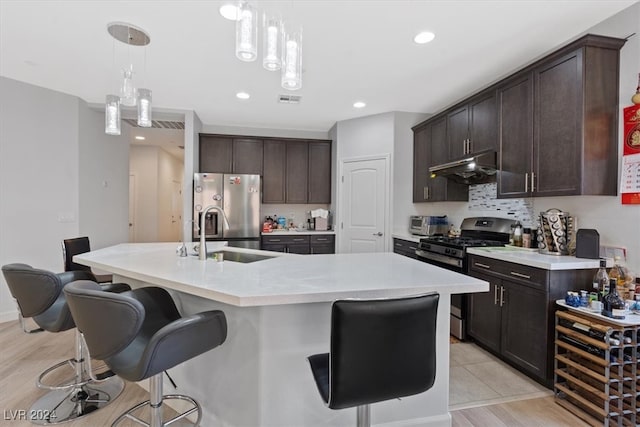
62,237 -> 92,272
64,280 -> 145,360
328,293 -> 439,409
1,263 -> 63,318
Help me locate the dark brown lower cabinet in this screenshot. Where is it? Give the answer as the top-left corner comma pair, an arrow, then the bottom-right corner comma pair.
261,234 -> 334,254
467,254 -> 595,387
392,238 -> 419,259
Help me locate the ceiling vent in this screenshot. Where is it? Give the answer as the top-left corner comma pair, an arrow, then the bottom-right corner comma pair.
278,94 -> 301,104
123,119 -> 185,130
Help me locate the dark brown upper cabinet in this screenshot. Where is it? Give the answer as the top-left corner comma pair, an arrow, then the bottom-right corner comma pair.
447,91 -> 497,159
413,117 -> 467,202
262,140 -> 287,203
285,141 -> 309,203
199,135 -> 262,175
498,34 -> 625,198
308,141 -> 332,204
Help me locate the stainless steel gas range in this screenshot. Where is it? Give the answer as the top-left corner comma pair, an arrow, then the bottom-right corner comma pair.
416,217 -> 516,340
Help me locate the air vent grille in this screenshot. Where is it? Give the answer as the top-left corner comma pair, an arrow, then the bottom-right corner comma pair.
123,119 -> 185,130
278,94 -> 301,104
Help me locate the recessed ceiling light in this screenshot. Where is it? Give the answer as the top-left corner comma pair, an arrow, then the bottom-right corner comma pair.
135,135 -> 145,140
353,101 -> 366,108
414,31 -> 435,44
219,3 -> 239,20
236,92 -> 250,100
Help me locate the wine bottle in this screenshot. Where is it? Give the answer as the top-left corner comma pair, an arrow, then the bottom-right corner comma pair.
592,259 -> 609,301
603,278 -> 626,319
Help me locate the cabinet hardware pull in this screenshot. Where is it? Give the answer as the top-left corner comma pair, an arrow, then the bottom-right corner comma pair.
499,286 -> 505,307
524,172 -> 529,193
270,239 -> 281,242
531,172 -> 535,193
510,271 -> 531,279
409,246 -> 417,251
494,285 -> 499,305
317,238 -> 328,242
424,186 -> 429,200
475,262 -> 491,269
462,139 -> 466,154
293,238 -> 305,242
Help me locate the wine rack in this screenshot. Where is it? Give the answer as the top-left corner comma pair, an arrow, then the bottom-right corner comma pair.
554,308 -> 639,426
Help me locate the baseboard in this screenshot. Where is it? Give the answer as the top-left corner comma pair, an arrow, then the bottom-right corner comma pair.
0,309 -> 18,324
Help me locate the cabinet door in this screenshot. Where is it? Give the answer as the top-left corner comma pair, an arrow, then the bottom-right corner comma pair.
308,141 -> 331,203
467,272 -> 502,353
413,125 -> 431,202
468,91 -> 497,154
287,243 -> 311,254
447,105 -> 469,159
263,140 -> 286,203
262,243 -> 286,253
233,138 -> 263,175
533,50 -> 582,196
286,141 -> 309,203
497,73 -> 534,198
501,280 -> 547,380
432,117 -> 468,201
199,135 -> 233,173
310,243 -> 334,254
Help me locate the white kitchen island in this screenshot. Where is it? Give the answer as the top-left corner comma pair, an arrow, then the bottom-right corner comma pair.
74,243 -> 489,427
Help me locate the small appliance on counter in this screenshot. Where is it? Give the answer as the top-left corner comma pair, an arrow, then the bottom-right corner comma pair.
537,208 -> 575,256
310,209 -> 330,231
409,215 -> 448,236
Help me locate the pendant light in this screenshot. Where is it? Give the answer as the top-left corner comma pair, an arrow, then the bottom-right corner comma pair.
236,2 -> 257,62
105,95 -> 121,135
137,88 -> 152,127
262,13 -> 282,71
105,22 -> 151,135
281,26 -> 302,90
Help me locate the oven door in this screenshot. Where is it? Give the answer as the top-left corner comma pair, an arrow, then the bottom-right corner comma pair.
415,249 -> 467,340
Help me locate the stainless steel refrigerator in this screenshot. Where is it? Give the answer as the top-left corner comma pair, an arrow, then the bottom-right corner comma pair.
193,173 -> 261,249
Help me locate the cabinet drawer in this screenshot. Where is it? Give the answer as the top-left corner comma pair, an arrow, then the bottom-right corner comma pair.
469,255 -> 548,290
310,234 -> 334,244
262,235 -> 310,244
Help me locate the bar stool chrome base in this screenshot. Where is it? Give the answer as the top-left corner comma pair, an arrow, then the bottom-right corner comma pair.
112,374 -> 201,427
29,376 -> 124,425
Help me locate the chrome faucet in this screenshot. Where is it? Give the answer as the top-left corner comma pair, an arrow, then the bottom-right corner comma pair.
199,205 -> 230,261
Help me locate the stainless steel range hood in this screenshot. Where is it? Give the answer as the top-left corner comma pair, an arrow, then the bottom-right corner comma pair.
428,149 -> 497,185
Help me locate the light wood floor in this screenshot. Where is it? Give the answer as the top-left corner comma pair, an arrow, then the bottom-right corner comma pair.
1,319 -> 588,426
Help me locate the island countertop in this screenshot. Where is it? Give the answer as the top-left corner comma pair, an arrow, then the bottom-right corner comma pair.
74,242 -> 488,307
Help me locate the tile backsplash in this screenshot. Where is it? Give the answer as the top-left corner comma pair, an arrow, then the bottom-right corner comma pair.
468,183 -> 535,226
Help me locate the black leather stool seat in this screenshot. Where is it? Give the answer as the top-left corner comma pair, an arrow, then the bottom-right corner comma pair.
64,281 -> 228,427
1,263 -> 131,425
308,293 -> 439,426
62,236 -> 113,283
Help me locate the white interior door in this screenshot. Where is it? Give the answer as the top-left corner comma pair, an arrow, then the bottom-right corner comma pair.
339,157 -> 388,253
128,174 -> 136,242
170,180 -> 182,241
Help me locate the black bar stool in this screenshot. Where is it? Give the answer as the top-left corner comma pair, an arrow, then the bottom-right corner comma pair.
62,237 -> 112,283
64,281 -> 228,427
307,293 -> 439,427
1,263 -> 130,425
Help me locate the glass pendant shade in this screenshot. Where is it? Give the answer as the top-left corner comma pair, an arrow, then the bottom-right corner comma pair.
262,13 -> 282,71
236,2 -> 257,62
281,27 -> 302,90
120,67 -> 137,106
137,88 -> 152,127
105,95 -> 121,135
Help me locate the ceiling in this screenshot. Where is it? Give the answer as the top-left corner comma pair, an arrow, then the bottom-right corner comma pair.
1,0 -> 637,137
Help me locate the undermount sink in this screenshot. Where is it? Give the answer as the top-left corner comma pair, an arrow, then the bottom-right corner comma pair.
210,250 -> 277,264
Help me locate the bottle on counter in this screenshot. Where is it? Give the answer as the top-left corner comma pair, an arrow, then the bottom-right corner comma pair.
592,259 -> 610,301
513,221 -> 523,247
602,278 -> 626,319
522,227 -> 532,248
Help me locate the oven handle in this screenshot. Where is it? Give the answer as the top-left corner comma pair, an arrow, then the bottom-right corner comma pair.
415,249 -> 463,269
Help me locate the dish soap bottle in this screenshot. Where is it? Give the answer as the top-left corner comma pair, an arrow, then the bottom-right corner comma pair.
512,221 -> 523,247
592,259 -> 609,301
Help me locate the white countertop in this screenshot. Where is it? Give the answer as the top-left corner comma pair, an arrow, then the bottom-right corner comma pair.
391,232 -> 422,243
262,230 -> 335,236
74,243 -> 488,307
467,246 -> 609,270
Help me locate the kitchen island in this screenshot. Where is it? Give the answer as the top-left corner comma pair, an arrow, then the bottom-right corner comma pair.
74,243 -> 489,427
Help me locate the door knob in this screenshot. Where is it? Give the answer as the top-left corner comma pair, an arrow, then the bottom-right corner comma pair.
372,232 -> 383,236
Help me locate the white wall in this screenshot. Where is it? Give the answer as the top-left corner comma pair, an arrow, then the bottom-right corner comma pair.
0,77 -> 129,321
411,3 -> 640,273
